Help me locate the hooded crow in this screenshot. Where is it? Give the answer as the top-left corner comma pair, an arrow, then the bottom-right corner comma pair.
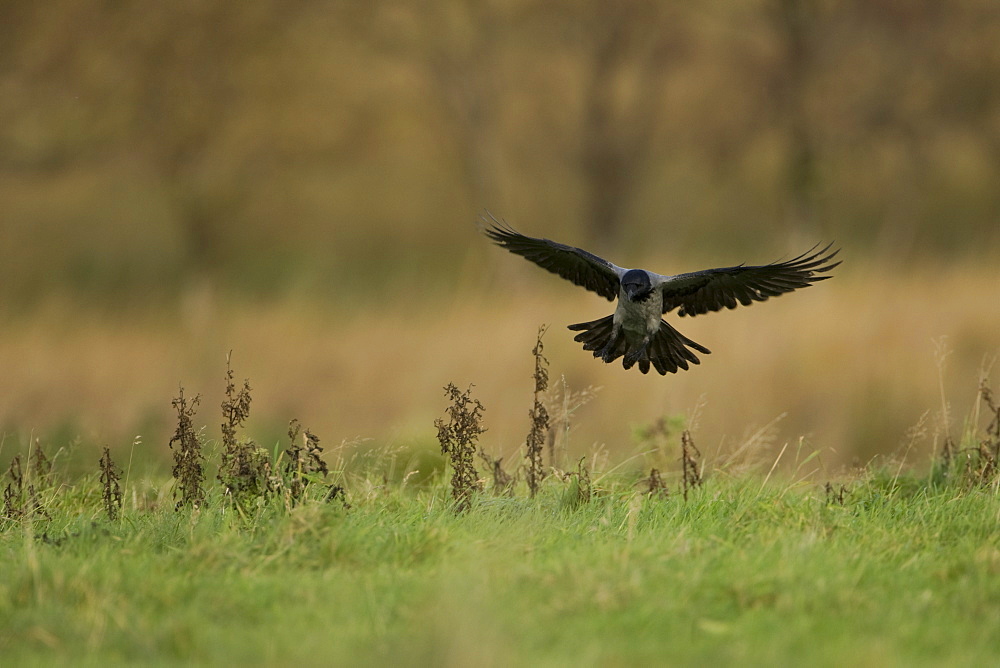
480,212 -> 840,375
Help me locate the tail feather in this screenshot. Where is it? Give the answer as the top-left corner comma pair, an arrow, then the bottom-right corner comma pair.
647,330 -> 682,374
569,317 -> 711,375
570,316 -> 612,351
567,316 -> 606,332
570,316 -> 626,362
652,320 -> 710,375
649,335 -> 674,375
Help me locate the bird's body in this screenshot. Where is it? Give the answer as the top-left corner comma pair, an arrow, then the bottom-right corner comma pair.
480,213 -> 840,375
615,283 -> 662,340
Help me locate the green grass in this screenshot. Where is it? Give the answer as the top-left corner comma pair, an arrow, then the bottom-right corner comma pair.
3,468 -> 1000,666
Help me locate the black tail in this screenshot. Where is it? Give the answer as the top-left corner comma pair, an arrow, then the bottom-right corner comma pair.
643,320 -> 711,375
568,317 -> 711,375
568,315 -> 627,361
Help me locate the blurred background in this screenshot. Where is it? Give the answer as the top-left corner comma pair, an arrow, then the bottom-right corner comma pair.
1,0 -> 997,473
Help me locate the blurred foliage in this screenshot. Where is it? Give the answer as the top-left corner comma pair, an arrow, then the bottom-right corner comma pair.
1,0 -> 999,304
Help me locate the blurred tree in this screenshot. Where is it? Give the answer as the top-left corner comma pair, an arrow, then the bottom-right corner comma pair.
571,2 -> 686,248
2,0 -> 1000,305
118,2 -> 310,277
370,0 -> 506,209
769,0 -> 817,229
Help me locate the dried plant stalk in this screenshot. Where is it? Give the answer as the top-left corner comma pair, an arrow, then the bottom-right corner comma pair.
646,468 -> 669,498
435,383 -> 485,512
99,446 -> 123,521
525,326 -> 550,497
681,429 -> 702,501
285,419 -> 331,504
169,387 -> 205,510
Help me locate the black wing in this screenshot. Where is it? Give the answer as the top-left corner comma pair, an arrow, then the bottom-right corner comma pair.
660,243 -> 840,316
480,213 -> 622,301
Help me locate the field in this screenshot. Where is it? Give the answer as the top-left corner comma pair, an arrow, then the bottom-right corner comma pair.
1,261 -> 998,666
2,344 -> 1000,665
4,440 -> 1000,665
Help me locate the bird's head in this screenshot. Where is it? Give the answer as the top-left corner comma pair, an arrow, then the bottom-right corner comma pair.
621,269 -> 653,302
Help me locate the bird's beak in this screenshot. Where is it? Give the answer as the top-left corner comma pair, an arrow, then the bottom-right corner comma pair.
624,284 -> 645,301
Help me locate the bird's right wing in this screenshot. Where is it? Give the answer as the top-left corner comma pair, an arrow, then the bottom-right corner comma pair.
479,213 -> 623,301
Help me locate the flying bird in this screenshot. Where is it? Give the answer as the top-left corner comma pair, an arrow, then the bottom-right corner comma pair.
480,213 -> 840,375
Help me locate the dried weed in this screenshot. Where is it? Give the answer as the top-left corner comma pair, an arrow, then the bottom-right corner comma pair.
99,446 -> 123,521
169,387 -> 205,510
435,383 -> 484,512
217,355 -> 272,507
681,429 -> 703,501
284,419 -> 332,505
525,326 -> 550,497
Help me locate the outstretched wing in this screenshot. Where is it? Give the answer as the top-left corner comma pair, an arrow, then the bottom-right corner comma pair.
660,243 -> 840,316
480,212 -> 623,301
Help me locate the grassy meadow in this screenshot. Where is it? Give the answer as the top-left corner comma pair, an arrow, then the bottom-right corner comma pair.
1,308 -> 998,665
3,410 -> 1000,666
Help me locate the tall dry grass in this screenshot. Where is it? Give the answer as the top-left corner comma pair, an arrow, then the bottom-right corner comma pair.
0,260 -> 996,470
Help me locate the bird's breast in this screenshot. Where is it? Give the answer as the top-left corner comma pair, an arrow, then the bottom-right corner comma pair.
614,292 -> 663,335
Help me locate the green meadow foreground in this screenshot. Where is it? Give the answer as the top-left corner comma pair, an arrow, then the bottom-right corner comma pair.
3,456 -> 1000,666
2,335 -> 998,665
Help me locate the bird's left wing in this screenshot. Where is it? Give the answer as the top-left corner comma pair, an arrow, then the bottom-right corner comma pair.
480,213 -> 623,301
660,243 -> 840,316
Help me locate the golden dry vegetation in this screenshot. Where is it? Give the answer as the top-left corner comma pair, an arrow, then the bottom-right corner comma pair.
1,257 -> 995,470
